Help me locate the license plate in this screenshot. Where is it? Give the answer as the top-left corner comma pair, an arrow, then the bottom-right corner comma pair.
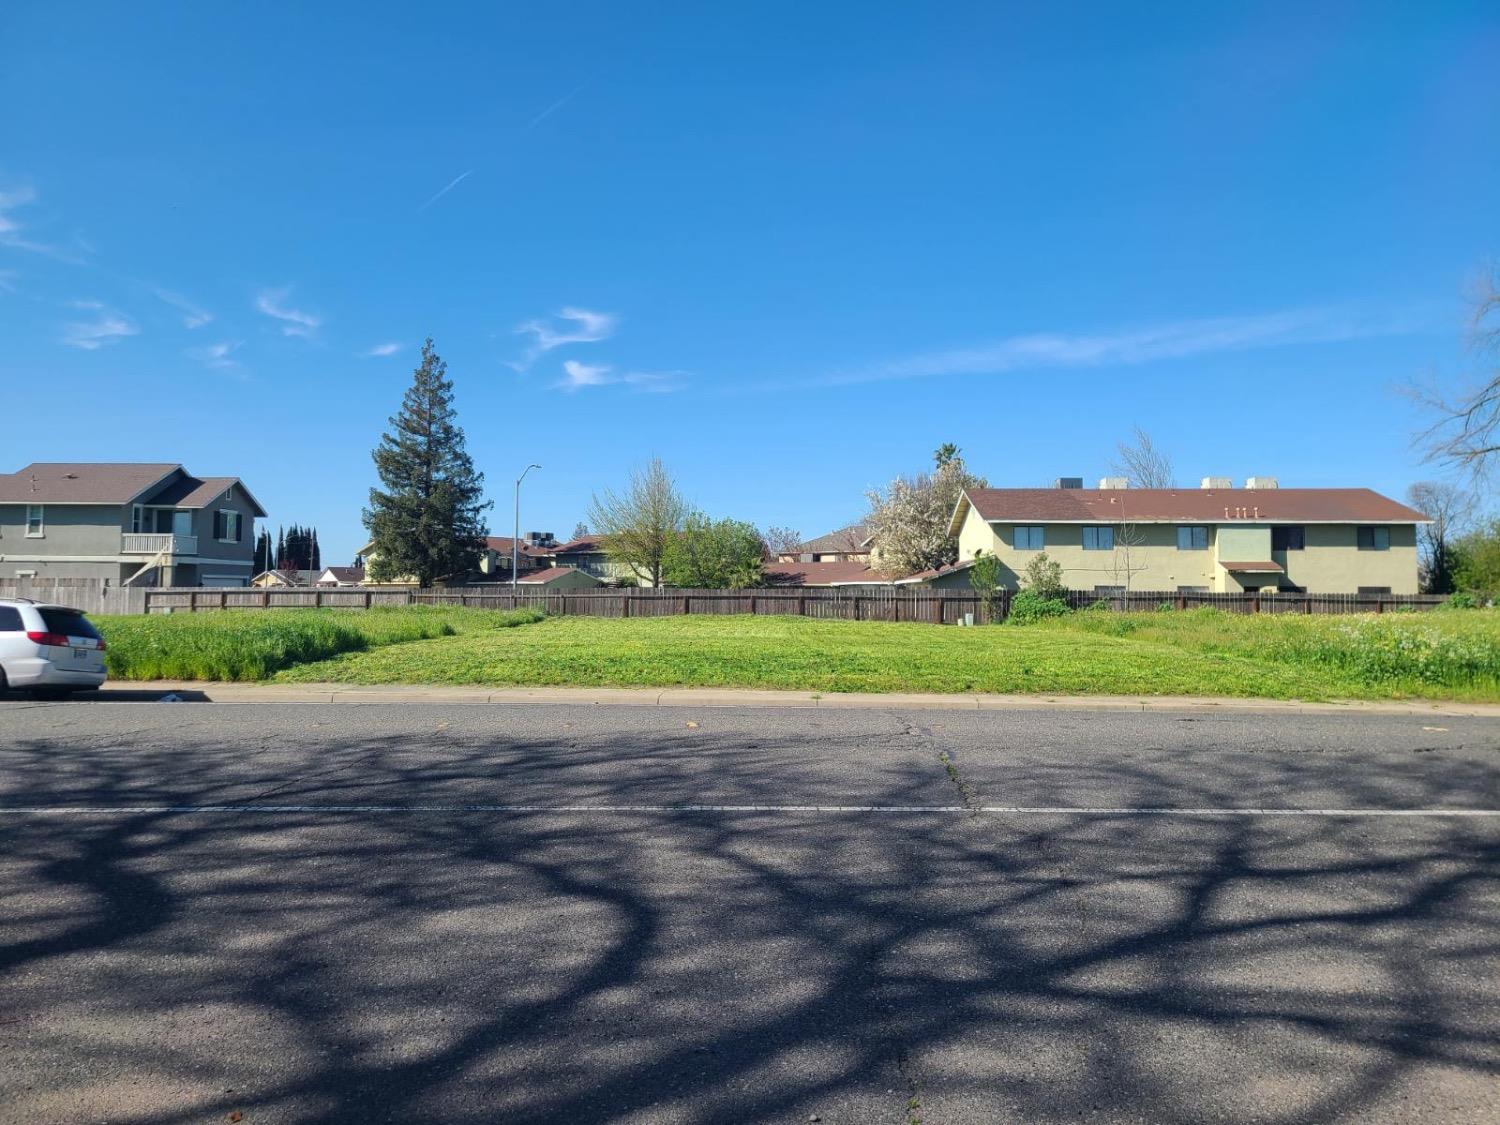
73,648 -> 89,659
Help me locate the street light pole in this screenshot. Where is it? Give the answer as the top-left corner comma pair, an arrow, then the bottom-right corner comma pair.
513,464 -> 541,593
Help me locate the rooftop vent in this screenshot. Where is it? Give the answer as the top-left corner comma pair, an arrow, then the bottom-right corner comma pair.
1098,477 -> 1129,490
1200,477 -> 1232,490
1053,477 -> 1083,490
1245,477 -> 1279,490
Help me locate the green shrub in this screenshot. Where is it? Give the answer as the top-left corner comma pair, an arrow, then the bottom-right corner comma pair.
1155,601 -> 1175,613
1008,589 -> 1070,625
1020,552 -> 1065,600
1442,591 -> 1479,610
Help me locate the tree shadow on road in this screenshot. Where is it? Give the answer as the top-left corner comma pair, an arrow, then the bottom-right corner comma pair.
0,715 -> 1497,1123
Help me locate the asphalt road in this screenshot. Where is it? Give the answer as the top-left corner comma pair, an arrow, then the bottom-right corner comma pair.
1,701 -> 1497,1124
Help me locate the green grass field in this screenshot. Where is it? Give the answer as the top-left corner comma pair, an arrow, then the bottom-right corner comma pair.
245,607 -> 1500,702
94,606 -> 1499,700
97,606 -> 543,681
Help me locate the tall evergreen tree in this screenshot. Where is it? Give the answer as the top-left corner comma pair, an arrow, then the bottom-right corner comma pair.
276,526 -> 287,569
310,528 -> 321,571
253,528 -> 273,574
364,338 -> 491,585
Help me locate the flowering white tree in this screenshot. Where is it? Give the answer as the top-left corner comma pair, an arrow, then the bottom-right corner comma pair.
864,446 -> 986,576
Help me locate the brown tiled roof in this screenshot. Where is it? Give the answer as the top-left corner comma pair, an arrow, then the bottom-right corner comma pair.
553,537 -> 608,554
894,559 -> 976,584
956,488 -> 1427,527
763,560 -> 897,586
0,462 -> 179,504
483,536 -> 556,556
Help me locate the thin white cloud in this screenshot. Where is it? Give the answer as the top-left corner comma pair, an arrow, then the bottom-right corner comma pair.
418,170 -> 472,212
153,287 -> 213,329
188,340 -> 242,371
0,186 -> 88,264
790,304 -> 1438,391
255,287 -> 322,337
528,85 -> 585,130
513,305 -> 617,368
556,359 -> 683,393
61,301 -> 138,350
363,341 -> 402,357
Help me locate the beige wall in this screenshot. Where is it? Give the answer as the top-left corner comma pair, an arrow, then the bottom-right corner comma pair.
955,509 -> 1419,594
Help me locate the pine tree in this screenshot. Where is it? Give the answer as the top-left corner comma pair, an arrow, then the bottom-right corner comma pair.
276,527 -> 286,569
310,528 -> 321,571
253,528 -> 273,574
364,338 -> 491,585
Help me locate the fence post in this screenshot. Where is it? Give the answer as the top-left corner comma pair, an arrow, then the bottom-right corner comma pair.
261,589 -> 270,608
219,590 -> 228,610
1250,594 -> 1260,614
315,590 -> 324,609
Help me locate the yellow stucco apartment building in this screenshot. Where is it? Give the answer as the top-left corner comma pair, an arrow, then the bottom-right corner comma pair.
944,478 -> 1427,595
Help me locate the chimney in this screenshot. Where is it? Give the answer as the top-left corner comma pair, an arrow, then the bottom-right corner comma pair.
1245,477 -> 1279,490
1098,477 -> 1129,490
1053,477 -> 1083,490
1200,476 -> 1232,490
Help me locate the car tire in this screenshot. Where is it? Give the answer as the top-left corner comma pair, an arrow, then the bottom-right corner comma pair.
30,687 -> 74,701
0,667 -> 9,698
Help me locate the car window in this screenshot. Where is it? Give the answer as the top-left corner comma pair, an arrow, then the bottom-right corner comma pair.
0,606 -> 22,632
38,608 -> 102,639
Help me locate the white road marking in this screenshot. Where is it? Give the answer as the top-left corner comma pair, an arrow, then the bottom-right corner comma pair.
0,804 -> 1497,817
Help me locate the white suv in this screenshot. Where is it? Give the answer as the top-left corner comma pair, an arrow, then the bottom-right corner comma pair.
0,599 -> 108,698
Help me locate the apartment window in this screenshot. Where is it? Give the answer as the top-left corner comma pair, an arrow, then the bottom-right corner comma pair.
25,505 -> 43,537
1356,526 -> 1390,551
1094,585 -> 1125,595
1272,526 -> 1305,552
213,510 -> 242,543
1176,585 -> 1210,594
1176,526 -> 1208,551
1358,586 -> 1392,595
1014,525 -> 1044,550
1082,526 -> 1114,551
131,505 -> 146,534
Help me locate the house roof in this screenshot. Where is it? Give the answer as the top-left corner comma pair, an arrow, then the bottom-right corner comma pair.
0,463 -> 266,515
0,463 -> 180,505
893,559 -> 977,585
552,536 -> 609,554
318,566 -> 366,583
253,568 -> 321,586
145,474 -> 267,516
951,487 -> 1428,533
517,565 -> 598,584
763,560 -> 897,586
483,536 -> 557,556
795,525 -> 872,554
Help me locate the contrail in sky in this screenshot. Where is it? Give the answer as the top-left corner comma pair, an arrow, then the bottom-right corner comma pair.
418,170 -> 472,211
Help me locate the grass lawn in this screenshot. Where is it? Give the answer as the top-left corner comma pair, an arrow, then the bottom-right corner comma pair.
265,608 -> 1500,702
97,607 -> 543,681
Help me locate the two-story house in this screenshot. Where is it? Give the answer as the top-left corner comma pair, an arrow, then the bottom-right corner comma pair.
0,462 -> 265,587
943,477 -> 1427,594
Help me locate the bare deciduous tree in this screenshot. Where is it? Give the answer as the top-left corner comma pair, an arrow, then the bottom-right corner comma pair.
1414,264 -> 1500,480
1111,425 -> 1176,489
1407,481 -> 1475,595
761,526 -> 804,557
586,457 -> 690,588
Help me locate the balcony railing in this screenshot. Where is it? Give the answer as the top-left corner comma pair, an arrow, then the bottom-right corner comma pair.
122,533 -> 197,555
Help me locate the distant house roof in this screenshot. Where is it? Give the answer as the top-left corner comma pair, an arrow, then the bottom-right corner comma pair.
253,568 -> 320,586
795,525 -> 872,554
317,566 -> 367,585
483,536 -> 557,556
552,537 -> 609,554
0,462 -> 266,515
893,559 -> 977,585
951,488 -> 1428,533
517,565 -> 600,585
763,560 -> 897,587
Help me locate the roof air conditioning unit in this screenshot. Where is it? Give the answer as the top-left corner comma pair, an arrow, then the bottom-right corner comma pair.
1200,477 -> 1232,490
1053,477 -> 1083,490
1245,477 -> 1279,489
1098,477 -> 1129,489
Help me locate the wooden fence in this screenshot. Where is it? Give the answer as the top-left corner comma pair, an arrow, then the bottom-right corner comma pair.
127,584 -> 1450,622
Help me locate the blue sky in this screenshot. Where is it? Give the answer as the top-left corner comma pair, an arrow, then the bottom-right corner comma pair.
2,2 -> 1497,565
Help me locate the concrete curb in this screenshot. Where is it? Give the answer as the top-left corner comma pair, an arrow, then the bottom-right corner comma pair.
68,681 -> 1500,718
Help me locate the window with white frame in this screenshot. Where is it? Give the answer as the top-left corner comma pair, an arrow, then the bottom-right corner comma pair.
1176,526 -> 1208,551
131,505 -> 146,534
1014,525 -> 1044,550
1082,525 -> 1114,551
25,505 -> 43,537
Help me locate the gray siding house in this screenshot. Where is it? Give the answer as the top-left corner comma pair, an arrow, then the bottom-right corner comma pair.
0,463 -> 266,587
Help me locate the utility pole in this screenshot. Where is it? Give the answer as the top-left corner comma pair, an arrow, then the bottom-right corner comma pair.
513,464 -> 541,592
